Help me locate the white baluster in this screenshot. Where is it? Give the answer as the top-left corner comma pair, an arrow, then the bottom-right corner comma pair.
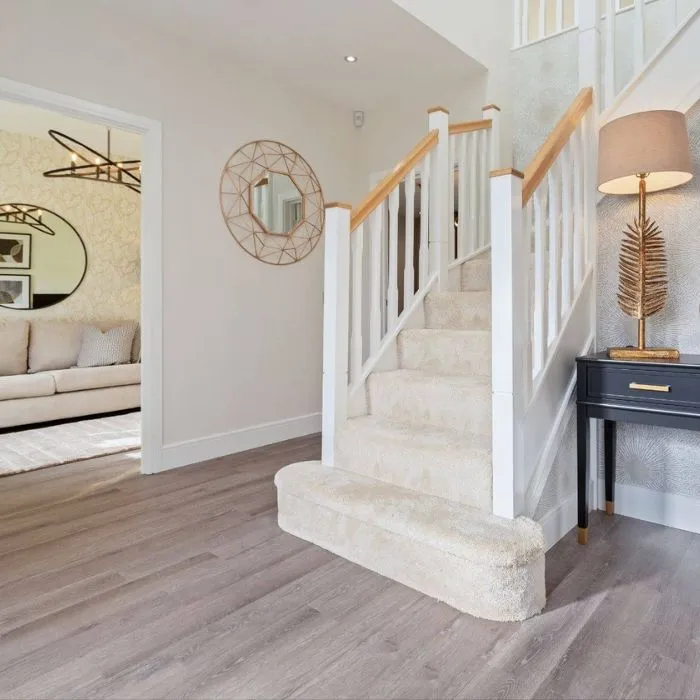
514,0 -> 524,46
538,0 -> 547,38
449,136 -> 456,262
556,0 -> 564,32
533,186 -> 547,376
560,143 -> 573,313
605,0 -> 616,108
404,169 -> 416,309
369,203 -> 383,355
633,0 -> 645,73
571,125 -> 585,287
523,0 -> 531,44
490,169 -> 527,519
547,162 -> 562,345
458,133 -> 468,258
428,107 -> 450,291
321,203 -> 351,467
419,153 -> 431,287
387,187 -> 400,330
483,104 -> 501,171
350,222 -> 364,386
478,129 -> 489,248
468,131 -> 479,253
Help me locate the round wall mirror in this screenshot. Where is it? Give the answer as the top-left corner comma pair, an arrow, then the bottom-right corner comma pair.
0,204 -> 87,310
220,140 -> 324,265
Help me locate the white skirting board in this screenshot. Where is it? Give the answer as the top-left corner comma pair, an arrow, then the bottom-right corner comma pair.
538,480 -> 700,551
160,412 -> 321,472
597,479 -> 700,536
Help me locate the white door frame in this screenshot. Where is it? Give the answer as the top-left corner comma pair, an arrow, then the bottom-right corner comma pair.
0,77 -> 164,474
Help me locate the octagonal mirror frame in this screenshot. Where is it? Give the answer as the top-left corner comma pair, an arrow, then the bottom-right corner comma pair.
220,140 -> 325,266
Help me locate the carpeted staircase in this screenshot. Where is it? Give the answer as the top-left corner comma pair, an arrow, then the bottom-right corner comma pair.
275,252 -> 546,622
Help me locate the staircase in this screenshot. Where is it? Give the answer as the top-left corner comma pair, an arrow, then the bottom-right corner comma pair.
277,250 -> 546,622
276,1 -> 700,622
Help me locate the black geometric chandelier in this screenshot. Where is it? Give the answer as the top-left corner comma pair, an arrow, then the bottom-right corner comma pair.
0,204 -> 56,235
42,128 -> 141,194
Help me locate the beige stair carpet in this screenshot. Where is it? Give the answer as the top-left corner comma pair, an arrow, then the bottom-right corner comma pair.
0,412 -> 140,476
277,461 -> 546,622
277,252 -> 546,621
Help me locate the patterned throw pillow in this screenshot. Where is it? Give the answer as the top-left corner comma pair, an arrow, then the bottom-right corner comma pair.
76,323 -> 138,368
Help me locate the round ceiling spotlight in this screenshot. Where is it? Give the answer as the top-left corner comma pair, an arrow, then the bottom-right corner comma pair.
344,55 -> 358,63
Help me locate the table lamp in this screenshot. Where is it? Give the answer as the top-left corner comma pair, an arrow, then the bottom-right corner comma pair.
598,110 -> 693,360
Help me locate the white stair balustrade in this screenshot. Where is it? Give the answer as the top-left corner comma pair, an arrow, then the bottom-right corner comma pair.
490,87 -> 597,520
277,103 -> 547,622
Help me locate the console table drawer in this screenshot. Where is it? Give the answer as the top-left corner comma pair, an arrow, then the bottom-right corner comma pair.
587,365 -> 700,407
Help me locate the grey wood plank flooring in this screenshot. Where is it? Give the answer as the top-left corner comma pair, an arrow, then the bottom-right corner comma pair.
0,434 -> 698,699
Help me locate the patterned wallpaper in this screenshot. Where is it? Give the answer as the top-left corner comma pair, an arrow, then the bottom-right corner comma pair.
536,101 -> 700,521
512,29 -> 580,170
0,129 -> 140,323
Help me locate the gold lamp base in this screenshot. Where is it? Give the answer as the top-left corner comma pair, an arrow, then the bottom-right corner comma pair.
608,346 -> 680,360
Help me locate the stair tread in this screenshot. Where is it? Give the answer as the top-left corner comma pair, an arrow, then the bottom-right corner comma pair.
275,461 -> 543,567
341,415 -> 491,453
370,368 -> 490,389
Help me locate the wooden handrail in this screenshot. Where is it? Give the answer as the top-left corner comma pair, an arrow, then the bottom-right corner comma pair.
522,87 -> 594,205
351,130 -> 438,231
448,119 -> 492,135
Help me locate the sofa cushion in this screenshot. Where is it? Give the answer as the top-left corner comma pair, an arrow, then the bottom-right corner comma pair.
0,319 -> 29,376
28,321 -> 84,373
77,323 -> 138,368
51,363 -> 141,394
0,373 -> 56,401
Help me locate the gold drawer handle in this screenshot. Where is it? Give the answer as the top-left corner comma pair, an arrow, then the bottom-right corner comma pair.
629,382 -> 671,393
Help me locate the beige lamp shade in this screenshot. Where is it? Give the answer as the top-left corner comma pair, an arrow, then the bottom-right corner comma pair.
598,110 -> 693,195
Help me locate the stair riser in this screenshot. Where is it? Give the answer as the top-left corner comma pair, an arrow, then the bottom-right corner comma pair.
425,294 -> 491,331
398,331 -> 491,377
368,375 -> 491,435
336,428 -> 491,511
278,491 -> 545,622
461,259 -> 491,291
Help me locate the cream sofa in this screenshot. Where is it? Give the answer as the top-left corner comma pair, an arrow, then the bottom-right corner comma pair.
0,319 -> 140,429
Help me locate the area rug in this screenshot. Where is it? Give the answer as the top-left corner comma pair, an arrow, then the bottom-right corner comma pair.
0,412 -> 141,477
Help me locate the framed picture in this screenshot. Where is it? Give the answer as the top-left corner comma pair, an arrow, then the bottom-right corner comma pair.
0,232 -> 31,270
0,274 -> 31,310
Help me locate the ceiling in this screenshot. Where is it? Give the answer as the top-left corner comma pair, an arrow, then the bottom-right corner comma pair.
98,0 -> 485,111
0,100 -> 142,156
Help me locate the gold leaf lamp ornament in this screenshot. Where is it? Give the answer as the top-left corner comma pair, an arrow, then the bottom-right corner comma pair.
598,110 -> 693,360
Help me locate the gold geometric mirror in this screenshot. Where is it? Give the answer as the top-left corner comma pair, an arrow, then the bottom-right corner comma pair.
219,140 -> 325,265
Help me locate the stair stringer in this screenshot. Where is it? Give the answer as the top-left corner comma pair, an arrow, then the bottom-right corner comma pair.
522,270 -> 595,517
602,8 -> 700,123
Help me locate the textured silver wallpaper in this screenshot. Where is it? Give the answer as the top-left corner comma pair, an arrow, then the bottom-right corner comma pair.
596,101 -> 700,499
536,101 -> 700,520
512,30 -> 580,170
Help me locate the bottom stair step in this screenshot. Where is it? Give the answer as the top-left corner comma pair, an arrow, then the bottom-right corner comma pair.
275,461 -> 546,622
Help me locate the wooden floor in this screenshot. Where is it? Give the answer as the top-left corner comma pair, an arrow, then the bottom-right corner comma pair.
0,435 -> 698,699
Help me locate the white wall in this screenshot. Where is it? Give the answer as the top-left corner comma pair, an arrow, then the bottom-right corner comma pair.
0,0 -> 363,464
391,0 -> 514,164
358,80 -> 488,183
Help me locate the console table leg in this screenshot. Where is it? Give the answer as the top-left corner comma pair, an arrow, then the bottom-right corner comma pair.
604,420 -> 617,516
577,405 -> 589,544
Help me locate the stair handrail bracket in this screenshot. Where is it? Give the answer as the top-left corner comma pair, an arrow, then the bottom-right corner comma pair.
490,88 -> 598,520
321,107 -> 498,468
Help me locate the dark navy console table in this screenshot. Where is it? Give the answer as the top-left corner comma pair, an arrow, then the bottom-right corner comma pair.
576,352 -> 700,544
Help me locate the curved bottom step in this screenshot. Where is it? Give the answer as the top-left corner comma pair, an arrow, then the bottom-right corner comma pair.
275,461 -> 545,622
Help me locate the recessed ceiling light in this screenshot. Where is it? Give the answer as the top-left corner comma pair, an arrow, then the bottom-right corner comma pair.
344,55 -> 358,63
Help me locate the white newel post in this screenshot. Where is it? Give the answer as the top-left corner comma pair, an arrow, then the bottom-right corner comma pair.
578,0 -> 601,99
321,203 -> 352,467
428,106 -> 450,291
483,104 -> 502,171
490,170 -> 527,519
